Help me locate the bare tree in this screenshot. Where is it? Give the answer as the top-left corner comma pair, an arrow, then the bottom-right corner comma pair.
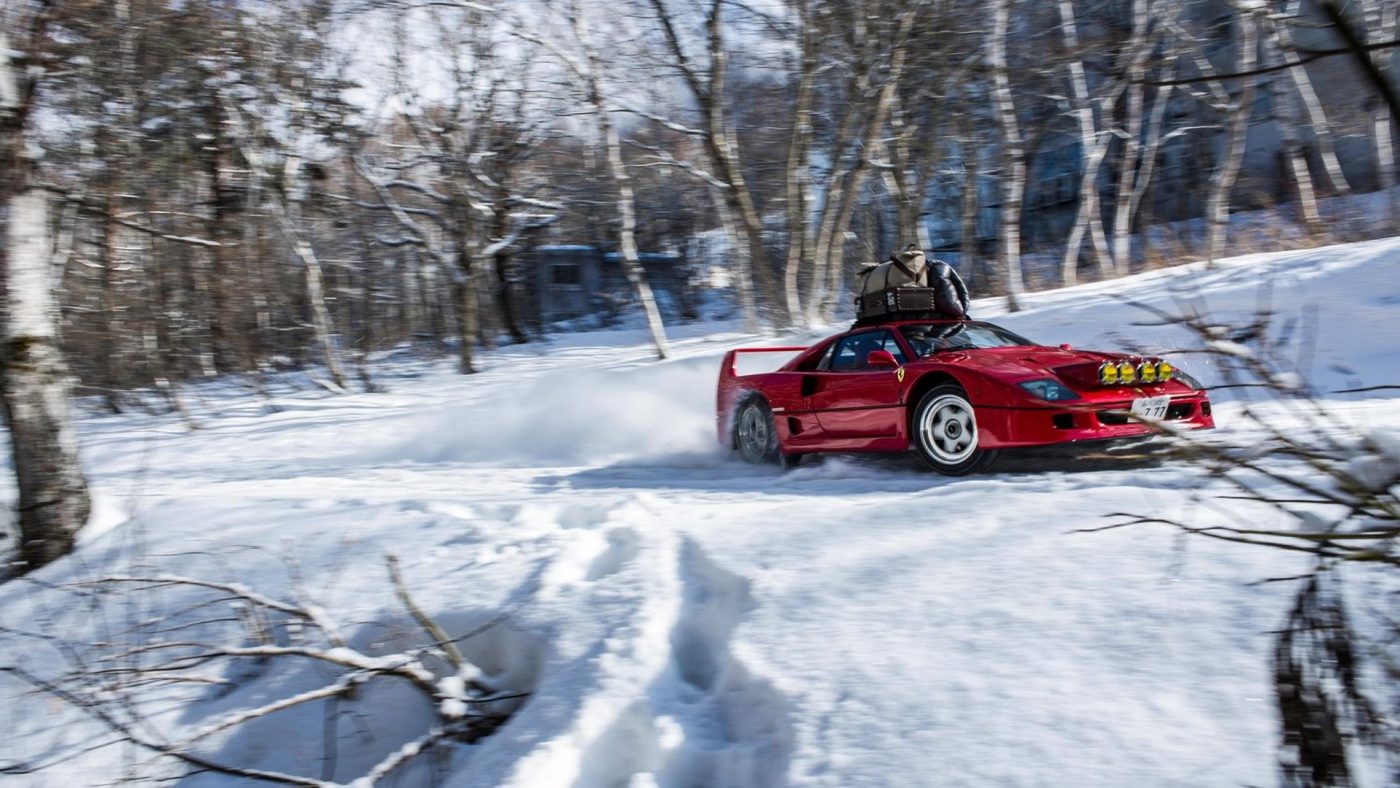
647,0 -> 779,325
1268,3 -> 1354,197
353,3 -> 563,371
782,0 -> 820,323
958,112 -> 985,290
1204,4 -> 1260,266
1056,0 -> 1117,283
572,7 -> 671,357
481,0 -> 671,357
877,79 -> 949,252
1089,301 -> 1399,785
278,159 -> 350,391
2,557 -> 529,782
197,2 -> 359,389
1101,0 -> 1180,277
1360,0 -> 1399,210
807,1 -> 922,325
1114,52 -> 1176,269
989,0 -> 1026,310
0,24 -> 91,573
1262,19 -> 1323,232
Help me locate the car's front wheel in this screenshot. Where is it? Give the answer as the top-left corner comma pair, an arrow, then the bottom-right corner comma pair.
733,396 -> 781,464
912,384 -> 996,475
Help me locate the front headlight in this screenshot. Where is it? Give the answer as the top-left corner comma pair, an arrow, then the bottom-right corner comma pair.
1019,379 -> 1080,401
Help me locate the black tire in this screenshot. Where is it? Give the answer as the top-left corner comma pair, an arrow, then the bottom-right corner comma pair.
733,396 -> 781,465
911,384 -> 997,475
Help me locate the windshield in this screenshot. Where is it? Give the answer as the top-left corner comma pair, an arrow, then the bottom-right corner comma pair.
899,322 -> 1035,358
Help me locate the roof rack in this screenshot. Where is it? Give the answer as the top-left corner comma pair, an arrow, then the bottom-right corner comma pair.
850,311 -> 968,329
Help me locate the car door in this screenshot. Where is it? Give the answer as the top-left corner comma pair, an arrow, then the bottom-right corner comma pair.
805,329 -> 906,438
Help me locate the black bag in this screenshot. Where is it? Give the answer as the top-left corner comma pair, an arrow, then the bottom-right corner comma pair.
855,286 -> 937,320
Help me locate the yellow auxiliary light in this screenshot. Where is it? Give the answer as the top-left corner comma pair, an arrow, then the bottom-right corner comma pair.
1117,361 -> 1136,384
1158,360 -> 1174,381
1138,361 -> 1158,384
1099,361 -> 1119,385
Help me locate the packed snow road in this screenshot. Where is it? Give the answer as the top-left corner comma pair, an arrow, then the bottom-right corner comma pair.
4,237 -> 1399,786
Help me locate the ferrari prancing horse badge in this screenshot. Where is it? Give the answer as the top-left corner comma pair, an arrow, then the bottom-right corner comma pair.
896,367 -> 905,383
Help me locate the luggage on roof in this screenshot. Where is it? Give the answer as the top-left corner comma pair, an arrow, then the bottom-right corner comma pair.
854,286 -> 940,321
853,245 -> 970,324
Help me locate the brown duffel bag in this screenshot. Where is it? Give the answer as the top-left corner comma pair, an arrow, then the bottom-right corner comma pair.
854,285 -> 937,320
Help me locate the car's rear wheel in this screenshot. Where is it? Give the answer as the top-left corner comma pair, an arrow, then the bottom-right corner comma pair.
913,384 -> 997,475
733,396 -> 781,464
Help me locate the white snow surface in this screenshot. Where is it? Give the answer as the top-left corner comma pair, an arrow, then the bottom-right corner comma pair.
3,236 -> 1400,786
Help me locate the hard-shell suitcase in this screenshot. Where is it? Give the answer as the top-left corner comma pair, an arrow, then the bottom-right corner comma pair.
854,285 -> 937,320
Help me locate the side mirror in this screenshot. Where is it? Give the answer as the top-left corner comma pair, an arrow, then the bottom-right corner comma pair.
867,349 -> 899,369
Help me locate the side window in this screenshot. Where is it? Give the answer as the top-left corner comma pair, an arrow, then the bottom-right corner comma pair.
829,336 -> 863,372
806,341 -> 836,371
829,330 -> 905,372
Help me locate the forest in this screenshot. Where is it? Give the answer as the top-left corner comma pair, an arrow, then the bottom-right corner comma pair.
2,0 -> 1394,389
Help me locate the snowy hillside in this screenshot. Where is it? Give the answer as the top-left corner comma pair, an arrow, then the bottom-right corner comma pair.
4,237 -> 1400,787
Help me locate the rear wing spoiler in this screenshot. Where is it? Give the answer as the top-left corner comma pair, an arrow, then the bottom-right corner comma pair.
716,346 -> 808,446
718,346 -> 809,379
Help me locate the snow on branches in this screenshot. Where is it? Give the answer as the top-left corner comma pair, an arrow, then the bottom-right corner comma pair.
0,555 -> 529,785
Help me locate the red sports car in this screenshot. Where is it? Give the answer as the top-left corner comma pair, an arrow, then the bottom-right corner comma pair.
716,319 -> 1214,474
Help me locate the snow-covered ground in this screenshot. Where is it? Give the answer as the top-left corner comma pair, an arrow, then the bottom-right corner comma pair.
3,237 -> 1399,787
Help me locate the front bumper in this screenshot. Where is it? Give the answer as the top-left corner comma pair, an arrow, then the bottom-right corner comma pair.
975,392 -> 1215,449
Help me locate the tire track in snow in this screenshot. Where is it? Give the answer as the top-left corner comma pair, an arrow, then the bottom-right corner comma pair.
485,496 -> 680,788
482,500 -> 792,788
585,527 -> 639,582
651,537 -> 794,788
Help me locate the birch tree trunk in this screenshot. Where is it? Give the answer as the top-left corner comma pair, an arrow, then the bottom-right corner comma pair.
715,193 -> 759,333
699,2 -> 779,323
803,83 -> 864,323
815,8 -> 917,324
1125,71 -> 1173,255
601,111 -> 670,359
1272,3 -> 1353,195
1110,0 -> 1155,273
1057,0 -> 1112,284
1262,22 -> 1322,230
1,33 -> 92,572
783,21 -> 817,322
573,12 -> 669,358
708,132 -> 773,324
278,155 -> 347,388
960,123 -> 982,291
990,0 -> 1026,310
645,0 -> 779,324
1363,0 -> 1398,213
102,0 -> 135,400
1206,8 -> 1258,266
878,98 -> 936,251
91,105 -> 128,409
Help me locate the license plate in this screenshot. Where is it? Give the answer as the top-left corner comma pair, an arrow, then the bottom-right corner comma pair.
1130,395 -> 1171,421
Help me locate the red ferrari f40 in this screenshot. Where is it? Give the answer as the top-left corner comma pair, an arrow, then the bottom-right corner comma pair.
716,319 -> 1214,474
